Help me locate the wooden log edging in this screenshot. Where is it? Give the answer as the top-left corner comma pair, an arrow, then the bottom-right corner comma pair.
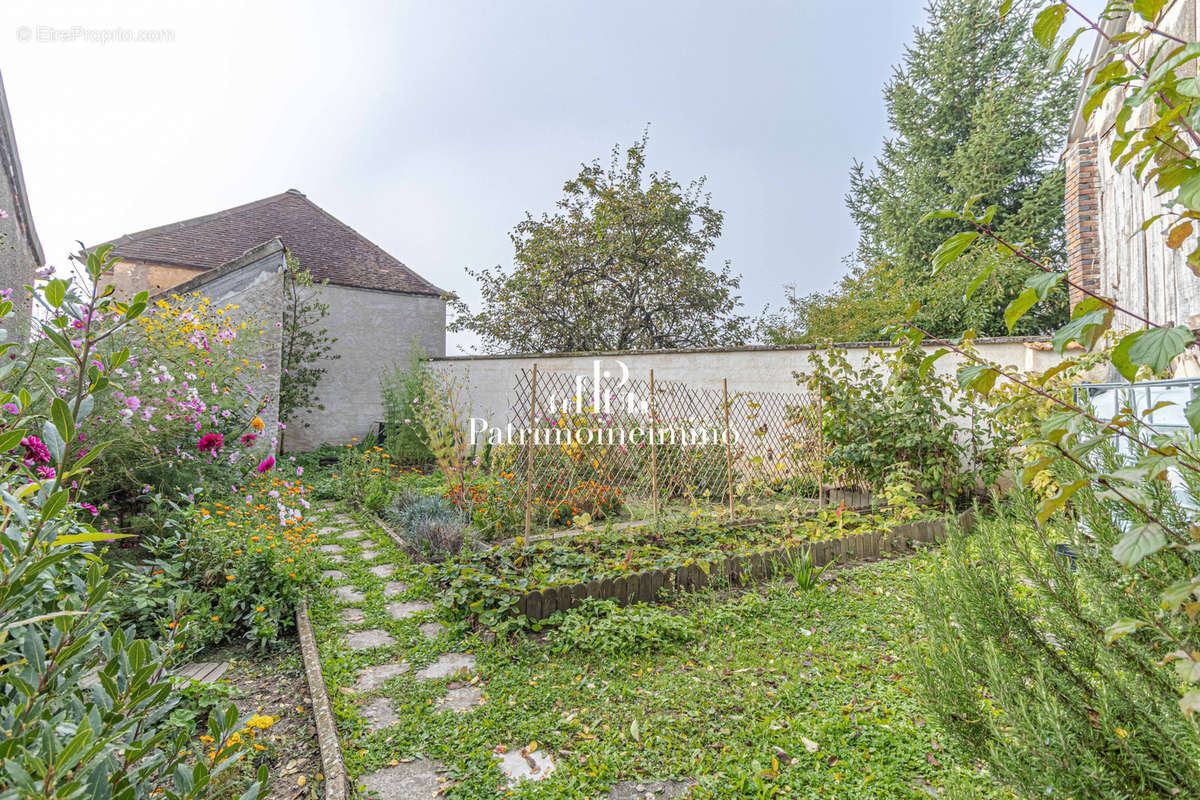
367,510 -> 408,551
515,510 -> 974,621
296,600 -> 348,800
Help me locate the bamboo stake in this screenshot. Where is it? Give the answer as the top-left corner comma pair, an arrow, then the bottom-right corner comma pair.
524,363 -> 537,538
816,392 -> 826,509
648,369 -> 659,519
723,378 -> 734,520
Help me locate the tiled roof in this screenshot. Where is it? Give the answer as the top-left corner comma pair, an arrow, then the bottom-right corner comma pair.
94,190 -> 443,296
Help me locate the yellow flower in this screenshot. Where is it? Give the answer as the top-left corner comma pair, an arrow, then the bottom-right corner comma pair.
251,416 -> 265,431
1116,727 -> 1129,739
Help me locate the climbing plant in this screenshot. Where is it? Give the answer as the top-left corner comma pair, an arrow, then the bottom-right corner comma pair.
279,253 -> 338,445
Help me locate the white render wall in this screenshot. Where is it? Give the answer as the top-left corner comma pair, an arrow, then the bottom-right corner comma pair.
430,338 -> 1079,430
284,283 -> 445,451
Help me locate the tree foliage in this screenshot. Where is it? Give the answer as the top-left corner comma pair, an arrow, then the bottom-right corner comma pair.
765,0 -> 1077,343
451,133 -> 750,353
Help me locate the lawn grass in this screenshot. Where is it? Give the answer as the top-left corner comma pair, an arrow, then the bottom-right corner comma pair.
308,506 -> 1002,799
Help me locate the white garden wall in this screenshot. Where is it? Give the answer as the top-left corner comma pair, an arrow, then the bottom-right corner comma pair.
429,337 -> 1080,431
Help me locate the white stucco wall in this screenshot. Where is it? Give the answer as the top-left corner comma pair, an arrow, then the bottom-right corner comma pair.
430,338 -> 1079,431
284,284 -> 445,451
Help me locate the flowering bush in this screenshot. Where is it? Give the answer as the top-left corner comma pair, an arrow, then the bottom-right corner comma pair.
60,293 -> 273,518
188,470 -> 318,650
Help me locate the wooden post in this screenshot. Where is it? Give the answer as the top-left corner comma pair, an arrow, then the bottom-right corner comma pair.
648,369 -> 659,519
816,392 -> 826,509
524,364 -> 538,538
723,378 -> 734,520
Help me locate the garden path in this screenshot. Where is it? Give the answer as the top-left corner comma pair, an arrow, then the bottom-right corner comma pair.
309,509 -> 555,795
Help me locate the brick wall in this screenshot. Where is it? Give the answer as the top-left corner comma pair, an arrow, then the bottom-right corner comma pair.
1064,137 -> 1100,309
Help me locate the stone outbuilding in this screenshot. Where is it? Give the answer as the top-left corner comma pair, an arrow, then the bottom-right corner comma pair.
87,190 -> 446,451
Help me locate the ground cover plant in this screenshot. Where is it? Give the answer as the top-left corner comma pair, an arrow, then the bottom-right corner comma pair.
306,509 -> 1003,799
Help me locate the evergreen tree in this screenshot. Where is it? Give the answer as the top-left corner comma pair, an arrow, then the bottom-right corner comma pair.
765,0 -> 1078,343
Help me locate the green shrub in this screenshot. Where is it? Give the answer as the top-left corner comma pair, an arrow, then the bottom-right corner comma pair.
383,488 -> 465,561
333,445 -> 395,512
552,598 -> 696,657
912,490 -> 1200,798
380,346 -> 434,466
0,252 -> 266,799
802,339 -> 1006,507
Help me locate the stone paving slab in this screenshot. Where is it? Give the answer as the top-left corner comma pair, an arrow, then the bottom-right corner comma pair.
436,684 -> 482,713
337,530 -> 363,541
334,585 -> 366,604
353,662 -> 407,692
418,621 -> 445,639
360,549 -> 379,560
382,581 -> 408,598
494,746 -> 555,784
414,653 -> 475,681
348,633 -> 398,652
357,761 -> 442,797
319,544 -> 343,554
346,629 -> 397,650
327,554 -> 345,564
322,570 -> 345,581
340,608 -> 365,625
361,697 -> 400,732
606,779 -> 698,799
387,600 -> 433,620
368,564 -> 395,578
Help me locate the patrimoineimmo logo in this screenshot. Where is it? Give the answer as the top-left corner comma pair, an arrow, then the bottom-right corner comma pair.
469,360 -> 738,447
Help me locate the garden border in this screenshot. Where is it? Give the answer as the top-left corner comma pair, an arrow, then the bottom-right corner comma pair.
511,510 -> 973,620
296,600 -> 348,800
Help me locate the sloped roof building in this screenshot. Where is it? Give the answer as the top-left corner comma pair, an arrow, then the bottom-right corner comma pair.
90,190 -> 446,451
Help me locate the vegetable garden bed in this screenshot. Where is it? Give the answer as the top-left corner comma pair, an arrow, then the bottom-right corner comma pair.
434,510 -> 973,627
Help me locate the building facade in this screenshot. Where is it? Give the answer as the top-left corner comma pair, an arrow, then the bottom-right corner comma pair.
1064,5 -> 1200,331
0,71 -> 44,342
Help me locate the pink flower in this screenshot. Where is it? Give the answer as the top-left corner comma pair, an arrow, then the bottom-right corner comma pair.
197,433 -> 224,453
239,432 -> 257,446
19,436 -> 51,466
256,456 -> 275,474
35,465 -> 55,480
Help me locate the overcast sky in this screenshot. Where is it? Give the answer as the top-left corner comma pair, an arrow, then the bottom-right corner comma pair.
0,0 -> 1098,353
